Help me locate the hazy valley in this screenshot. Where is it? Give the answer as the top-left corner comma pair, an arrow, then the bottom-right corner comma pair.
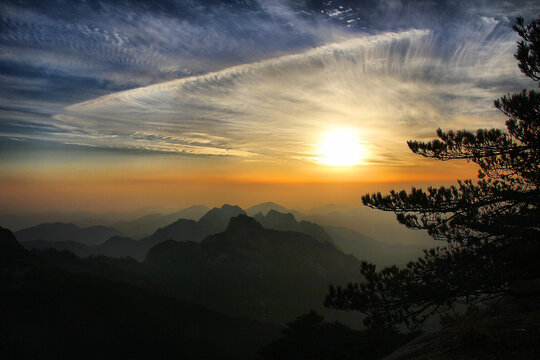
1,202 -> 430,358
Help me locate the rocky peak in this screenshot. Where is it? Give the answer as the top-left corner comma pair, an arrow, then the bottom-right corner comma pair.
226,215 -> 263,233
0,226 -> 26,256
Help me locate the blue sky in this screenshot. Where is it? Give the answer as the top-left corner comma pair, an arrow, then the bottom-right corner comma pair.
1,0 -> 538,152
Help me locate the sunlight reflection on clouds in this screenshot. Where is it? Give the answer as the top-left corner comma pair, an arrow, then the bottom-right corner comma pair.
54,22 -> 531,165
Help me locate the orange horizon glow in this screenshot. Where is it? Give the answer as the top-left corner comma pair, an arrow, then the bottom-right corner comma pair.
1,152 -> 479,214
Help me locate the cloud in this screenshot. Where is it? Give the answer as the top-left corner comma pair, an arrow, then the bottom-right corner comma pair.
0,0 -> 355,131
2,0 -> 539,167
0,0 -> 333,89
49,19 -> 532,165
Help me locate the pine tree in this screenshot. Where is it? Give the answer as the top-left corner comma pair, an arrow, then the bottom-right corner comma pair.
325,16 -> 540,329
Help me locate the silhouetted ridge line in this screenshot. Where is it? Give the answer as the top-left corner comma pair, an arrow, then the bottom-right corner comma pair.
254,209 -> 335,244
0,226 -> 25,256
226,214 -> 264,232
22,205 -> 248,260
139,204 -> 245,254
15,222 -> 121,246
142,214 -> 362,324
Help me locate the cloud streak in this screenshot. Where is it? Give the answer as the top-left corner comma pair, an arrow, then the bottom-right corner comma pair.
52,18 -> 532,165
1,0 -> 539,168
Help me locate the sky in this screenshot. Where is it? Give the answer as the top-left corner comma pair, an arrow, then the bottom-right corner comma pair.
1,0 -> 539,213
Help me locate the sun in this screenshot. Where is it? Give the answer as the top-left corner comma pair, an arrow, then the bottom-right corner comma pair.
316,130 -> 364,166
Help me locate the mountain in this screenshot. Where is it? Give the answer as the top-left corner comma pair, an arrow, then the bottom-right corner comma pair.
198,204 -> 246,231
382,290 -> 540,360
0,226 -> 25,256
1,227 -> 278,359
111,205 -> 209,238
20,205 -> 241,260
173,204 -> 211,220
261,311 -> 420,360
0,211 -> 119,230
0,206 -> 209,237
23,239 -> 93,257
253,209 -> 335,244
142,204 -> 245,246
94,236 -> 146,258
305,206 -> 433,246
22,235 -> 147,260
246,202 -> 289,216
143,215 -> 362,325
246,202 -> 305,219
15,223 -> 122,246
0,214 -> 32,232
324,226 -> 426,267
21,221 -> 427,267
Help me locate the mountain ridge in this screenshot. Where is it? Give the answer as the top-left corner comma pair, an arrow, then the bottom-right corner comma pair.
253,209 -> 335,245
144,214 -> 362,324
15,222 -> 122,246
1,226 -> 278,359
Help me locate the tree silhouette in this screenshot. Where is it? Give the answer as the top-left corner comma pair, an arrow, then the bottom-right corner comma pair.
325,15 -> 540,329
259,311 -> 418,360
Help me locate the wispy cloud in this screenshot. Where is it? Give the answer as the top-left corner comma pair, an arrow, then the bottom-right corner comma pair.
0,0 -> 333,90
1,0 -> 539,167
50,18 -> 532,165
0,0 -> 340,128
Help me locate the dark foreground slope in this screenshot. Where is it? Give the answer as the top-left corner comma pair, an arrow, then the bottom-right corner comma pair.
261,311 -> 420,360
382,290 -> 540,360
0,227 -> 277,360
144,215 -> 362,324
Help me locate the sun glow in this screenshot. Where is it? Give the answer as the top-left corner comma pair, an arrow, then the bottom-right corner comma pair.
316,130 -> 364,166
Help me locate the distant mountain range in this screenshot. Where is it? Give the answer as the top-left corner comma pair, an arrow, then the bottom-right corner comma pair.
245,202 -> 289,215
3,203 -> 429,354
304,206 -> 433,246
0,205 -> 209,236
17,203 -> 430,267
245,202 -> 304,220
324,226 -> 425,267
20,204 -> 249,260
110,205 -> 209,238
23,236 -> 146,260
253,209 -> 334,244
140,204 -> 245,245
143,214 -> 362,324
10,209 -> 366,325
2,202 -> 434,246
250,210 -> 425,266
15,223 -> 121,246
